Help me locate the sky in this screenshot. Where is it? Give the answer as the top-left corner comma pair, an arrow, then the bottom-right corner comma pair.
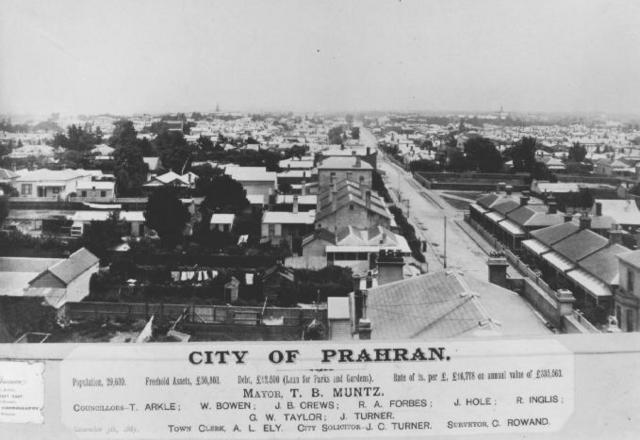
1,0 -> 639,116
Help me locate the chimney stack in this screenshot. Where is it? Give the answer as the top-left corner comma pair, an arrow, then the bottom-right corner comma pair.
355,157 -> 361,168
609,224 -> 624,245
366,147 -> 371,156
579,213 -> 591,230
487,254 -> 509,288
377,249 -> 404,285
519,195 -> 530,206
547,196 -> 557,214
293,195 -> 299,214
505,185 -> 512,195
357,318 -> 372,340
595,202 -> 602,217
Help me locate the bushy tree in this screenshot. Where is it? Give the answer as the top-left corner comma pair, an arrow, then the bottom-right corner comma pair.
196,135 -> 214,151
508,136 -> 538,172
154,130 -> 193,172
144,187 -> 190,248
113,144 -> 147,196
202,174 -> 249,214
463,136 -> 503,173
81,211 -> 127,259
109,120 -> 138,148
568,142 -> 587,162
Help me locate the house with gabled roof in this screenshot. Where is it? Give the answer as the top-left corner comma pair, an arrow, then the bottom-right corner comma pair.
24,248 -> 99,308
315,179 -> 392,233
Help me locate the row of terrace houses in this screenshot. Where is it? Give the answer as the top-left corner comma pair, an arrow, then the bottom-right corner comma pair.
468,190 -> 640,332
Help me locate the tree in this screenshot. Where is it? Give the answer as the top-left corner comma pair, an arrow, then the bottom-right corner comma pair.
113,144 -> 147,196
81,211 -> 127,259
446,150 -> 468,171
154,130 -> 193,172
109,120 -> 138,148
137,137 -> 156,156
144,187 -> 190,247
509,136 -> 538,172
327,126 -> 345,145
196,135 -> 214,151
202,174 -> 249,214
463,136 -> 503,173
51,124 -> 99,152
568,142 -> 587,162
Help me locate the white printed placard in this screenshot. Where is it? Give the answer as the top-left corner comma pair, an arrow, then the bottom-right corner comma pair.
0,361 -> 44,424
60,339 -> 574,438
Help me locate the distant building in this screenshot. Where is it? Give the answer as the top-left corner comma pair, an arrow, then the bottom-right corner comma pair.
210,213 -> 235,233
225,166 -> 277,197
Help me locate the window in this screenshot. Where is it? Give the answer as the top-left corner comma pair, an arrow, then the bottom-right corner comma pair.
616,306 -> 622,327
627,269 -> 635,293
268,224 -> 275,236
626,309 -> 634,332
359,176 -> 365,184
100,191 -> 106,197
21,184 -> 32,196
81,191 -> 87,197
349,204 -> 354,210
52,187 -> 60,194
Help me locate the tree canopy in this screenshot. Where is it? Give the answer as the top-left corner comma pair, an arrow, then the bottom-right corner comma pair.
568,142 -> 587,162
109,120 -> 138,149
113,143 -> 147,196
154,130 -> 194,172
144,187 -> 190,248
81,211 -> 127,259
507,136 -> 538,172
463,136 -> 503,173
201,173 -> 249,214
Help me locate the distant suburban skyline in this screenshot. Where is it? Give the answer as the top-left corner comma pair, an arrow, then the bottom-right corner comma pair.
1,0 -> 639,116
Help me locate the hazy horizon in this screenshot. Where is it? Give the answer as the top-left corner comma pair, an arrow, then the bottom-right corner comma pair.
2,0 -> 639,116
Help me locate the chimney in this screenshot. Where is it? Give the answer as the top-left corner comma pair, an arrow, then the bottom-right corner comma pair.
366,147 -> 371,156
505,185 -> 512,195
293,195 -> 299,214
609,224 -> 624,245
595,202 -> 602,217
579,213 -> 591,230
555,289 -> 576,318
355,157 -> 361,168
357,318 -> 372,340
519,195 -> 529,206
377,250 -> 404,285
547,196 -> 557,214
487,254 -> 509,288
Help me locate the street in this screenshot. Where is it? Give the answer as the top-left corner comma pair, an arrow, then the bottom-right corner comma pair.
359,127 -> 551,336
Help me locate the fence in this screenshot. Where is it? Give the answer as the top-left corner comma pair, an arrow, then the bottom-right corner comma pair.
63,301 -> 327,328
